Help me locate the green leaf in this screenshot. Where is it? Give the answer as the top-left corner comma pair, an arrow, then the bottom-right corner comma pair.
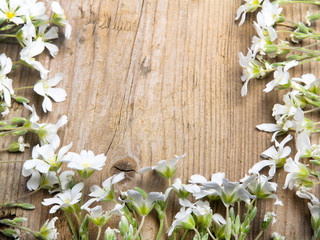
79,215 -> 89,240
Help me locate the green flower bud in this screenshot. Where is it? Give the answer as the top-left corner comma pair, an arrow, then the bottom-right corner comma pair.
13,130 -> 28,136
7,142 -> 20,152
119,216 -> 129,235
297,22 -> 309,34
307,12 -> 320,23
310,160 -> 320,166
21,203 -> 35,210
12,95 -> 30,104
249,207 -> 257,221
104,228 -> 116,240
233,215 -> 240,235
1,228 -> 20,238
11,117 -> 26,125
181,215 -> 195,230
265,45 -> 278,54
261,212 -> 276,231
13,217 -> 27,223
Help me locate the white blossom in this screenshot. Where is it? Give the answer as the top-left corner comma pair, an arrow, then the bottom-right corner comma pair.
264,61 -> 298,93
34,73 -> 67,113
38,217 -> 59,240
249,134 -> 292,178
0,0 -> 26,25
283,158 -> 309,190
42,182 -> 83,213
20,38 -> 49,78
51,2 -> 72,39
0,53 -> 13,107
81,173 -> 125,209
235,0 -> 262,26
138,154 -> 185,179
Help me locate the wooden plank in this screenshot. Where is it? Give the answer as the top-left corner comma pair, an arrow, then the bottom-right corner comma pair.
0,0 -> 316,239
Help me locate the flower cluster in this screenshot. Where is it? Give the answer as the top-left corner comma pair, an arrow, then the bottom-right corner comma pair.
238,0 -> 320,239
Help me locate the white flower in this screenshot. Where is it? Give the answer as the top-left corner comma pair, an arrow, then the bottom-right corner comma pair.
292,74 -> 317,90
36,115 -> 68,148
138,154 -> 185,179
22,167 -> 41,190
283,158 -> 309,190
241,174 -> 283,205
257,0 -> 282,28
272,91 -> 300,120
235,0 -> 262,26
272,232 -> 285,240
23,143 -> 72,177
251,21 -> 277,56
172,178 -> 200,199
0,0 -> 26,25
203,178 -> 255,206
17,136 -> 29,152
64,150 -> 106,178
0,53 -> 13,107
34,73 -> 67,112
249,134 -> 292,178
239,49 -> 265,96
21,14 -> 36,40
37,24 -> 59,57
84,205 -> 112,227
192,200 -> 212,216
51,2 -> 72,39
168,207 -> 195,236
189,172 -> 225,200
38,217 -> 59,240
23,0 -> 46,20
264,61 -> 298,93
81,173 -> 125,209
23,103 -> 39,124
42,182 -> 83,213
125,190 -> 163,216
20,38 -> 49,78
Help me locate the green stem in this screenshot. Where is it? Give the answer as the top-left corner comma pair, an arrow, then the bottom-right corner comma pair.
181,230 -> 189,240
254,230 -> 264,240
0,34 -> 16,38
54,170 -> 63,192
304,107 -> 320,114
304,41 -> 320,48
73,211 -> 81,226
96,226 -> 102,240
0,221 -> 38,235
134,216 -> 145,240
79,178 -> 86,221
194,228 -> 201,239
15,187 -> 41,201
14,86 -> 34,91
168,178 -> 172,186
277,45 -> 320,55
207,227 -> 216,240
277,23 -> 295,29
65,212 -> 78,239
156,217 -> 164,240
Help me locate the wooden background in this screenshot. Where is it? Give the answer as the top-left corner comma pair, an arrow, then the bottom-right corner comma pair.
0,0 -> 318,239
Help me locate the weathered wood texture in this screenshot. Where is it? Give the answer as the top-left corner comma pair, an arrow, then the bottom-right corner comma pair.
0,0 -> 318,239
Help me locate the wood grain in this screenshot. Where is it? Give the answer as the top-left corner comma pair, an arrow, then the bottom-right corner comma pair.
0,0 -> 317,239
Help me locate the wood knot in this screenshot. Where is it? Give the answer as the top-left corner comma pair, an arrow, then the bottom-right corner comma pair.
108,156 -> 139,187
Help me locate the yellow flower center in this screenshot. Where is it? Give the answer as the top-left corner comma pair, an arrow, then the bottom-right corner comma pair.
6,12 -> 15,20
82,162 -> 92,169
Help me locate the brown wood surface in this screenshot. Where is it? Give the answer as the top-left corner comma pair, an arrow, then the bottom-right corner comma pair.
0,0 -> 318,239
